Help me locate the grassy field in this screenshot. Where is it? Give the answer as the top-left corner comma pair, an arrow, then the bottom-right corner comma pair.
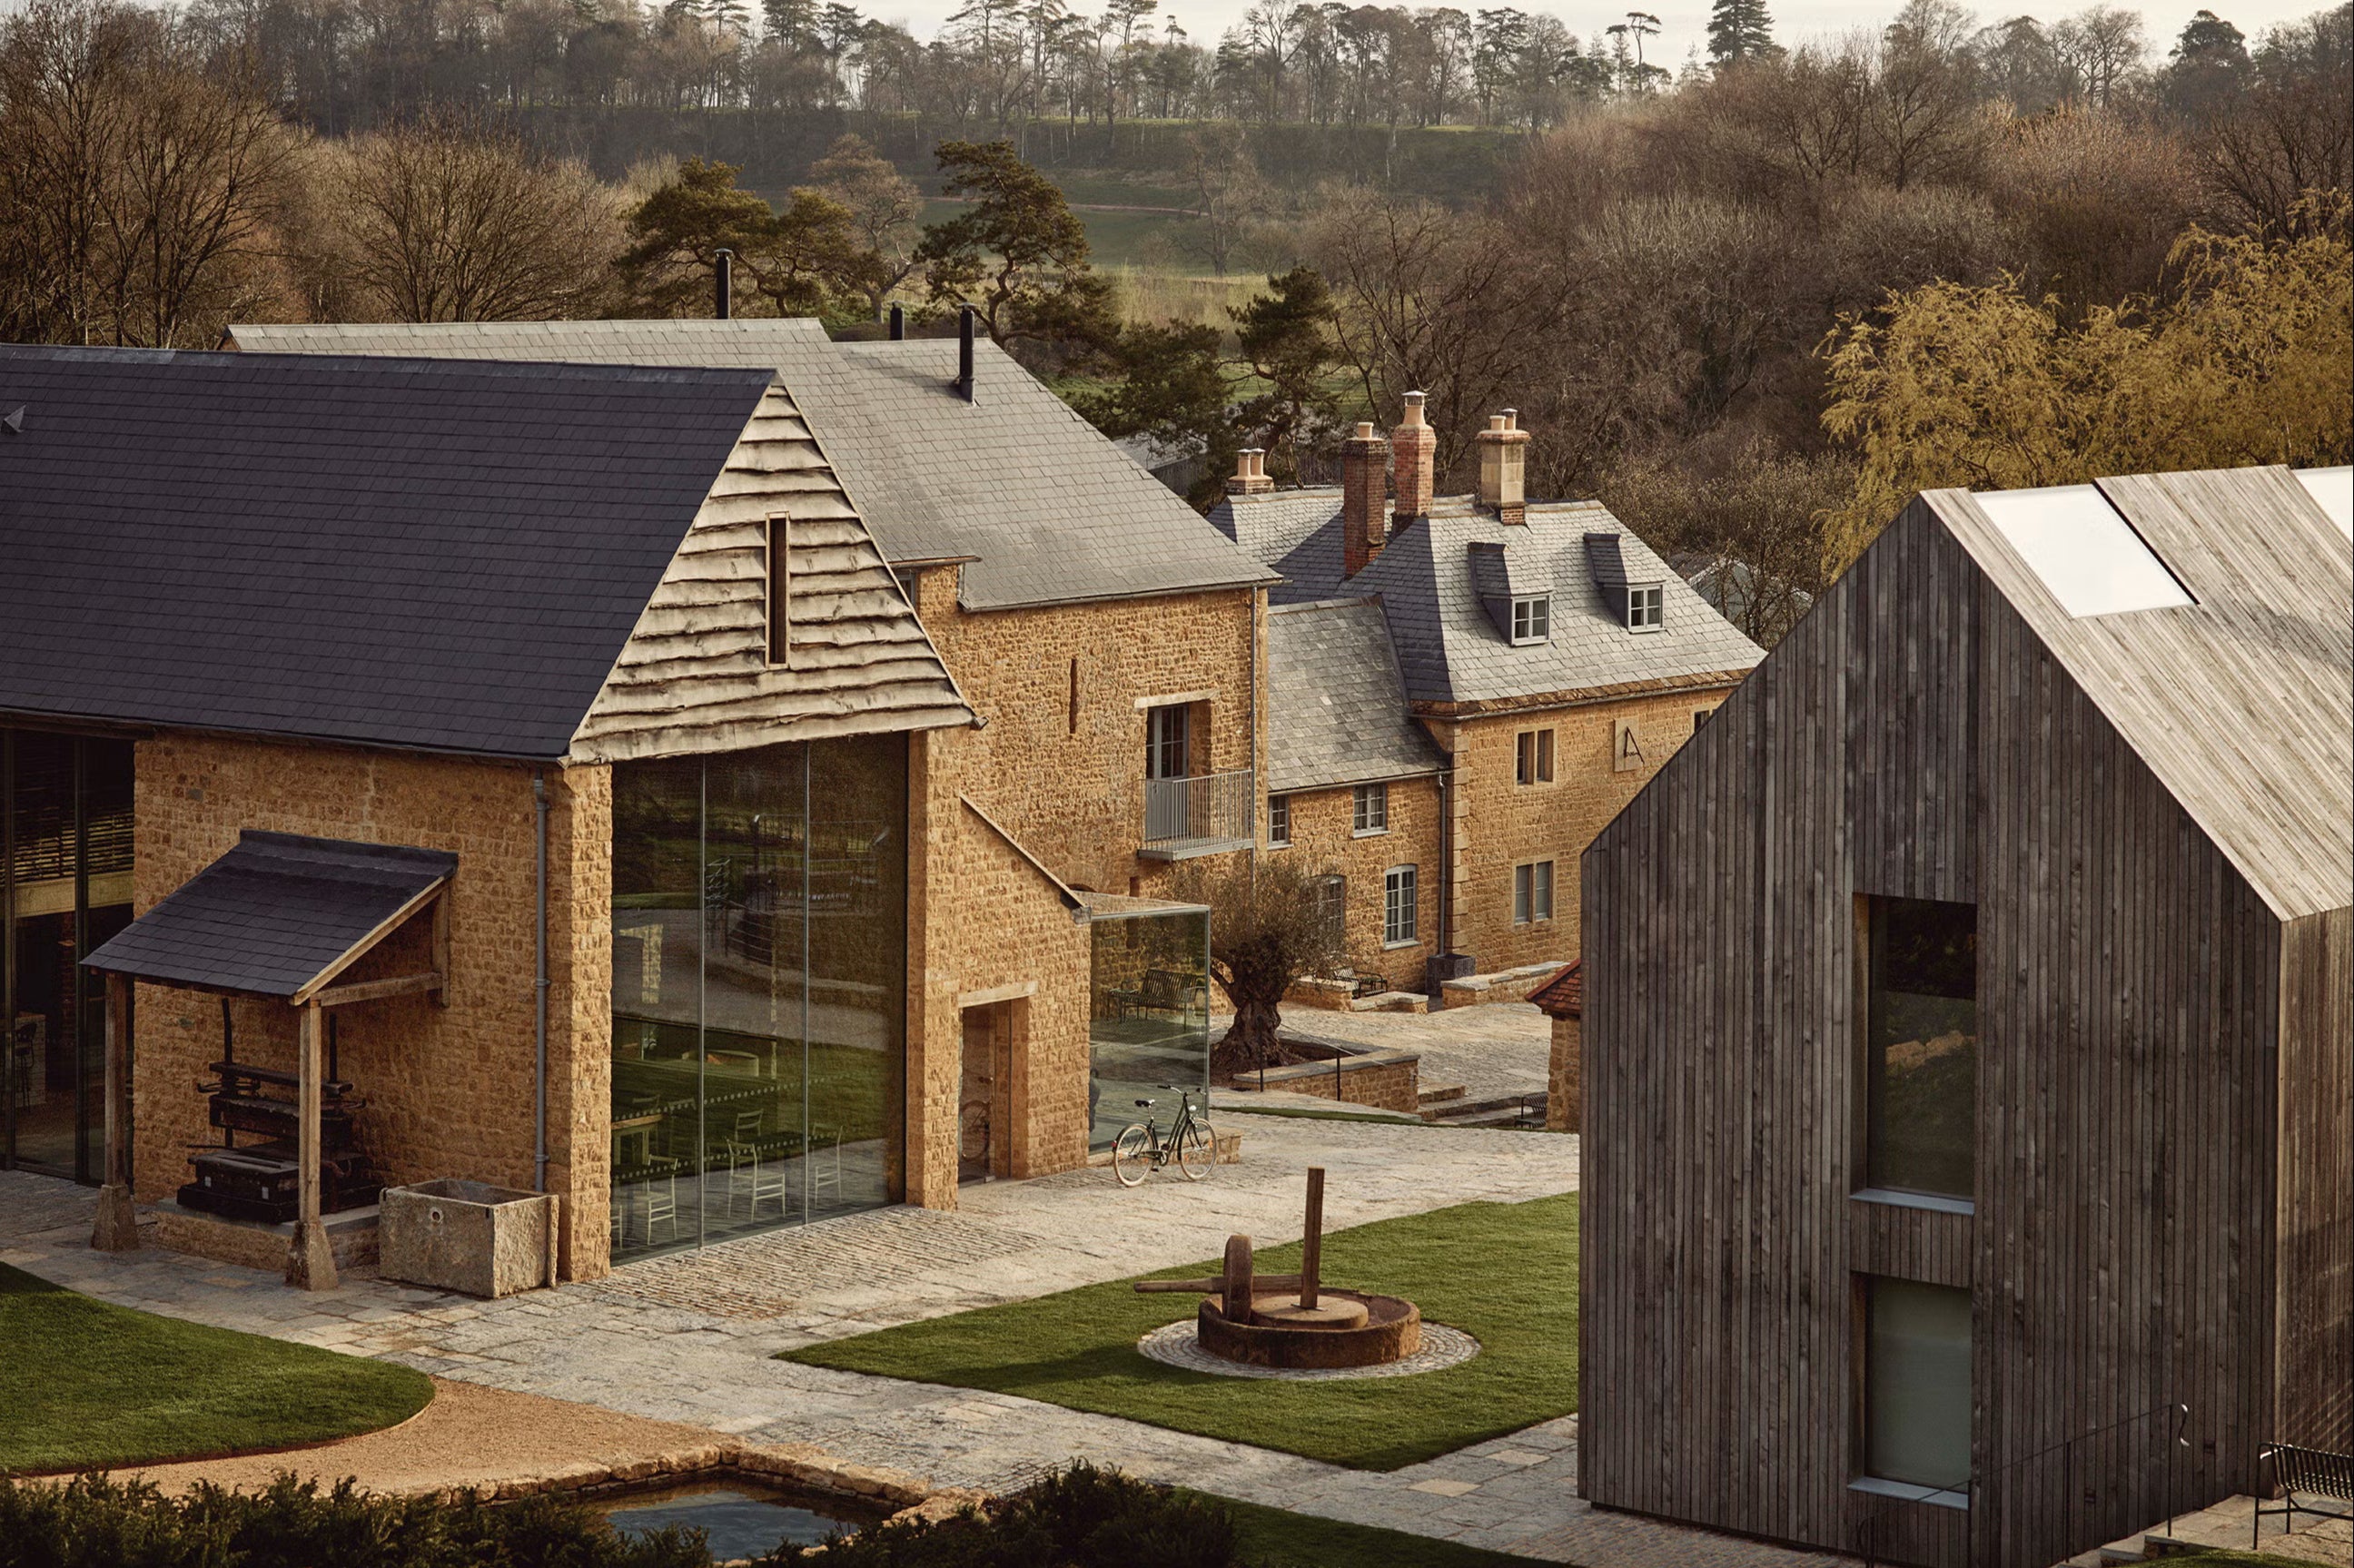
783,1192 -> 1578,1471
0,1262 -> 433,1474
1209,1491 -> 1551,1567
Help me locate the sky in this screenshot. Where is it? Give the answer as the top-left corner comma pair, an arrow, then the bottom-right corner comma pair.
867,0 -> 2339,68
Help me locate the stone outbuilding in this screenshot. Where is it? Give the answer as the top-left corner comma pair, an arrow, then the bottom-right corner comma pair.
1528,959 -> 1581,1133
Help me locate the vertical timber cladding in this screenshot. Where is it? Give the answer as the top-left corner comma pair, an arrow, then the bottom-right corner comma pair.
1583,498 -> 2300,1568
2276,905 -> 2354,1454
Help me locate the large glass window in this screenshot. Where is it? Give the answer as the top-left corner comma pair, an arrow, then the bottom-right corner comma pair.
1864,897 -> 1977,1199
1086,906 -> 1210,1151
4,730 -> 134,1182
609,735 -> 905,1263
1862,1277 -> 1973,1491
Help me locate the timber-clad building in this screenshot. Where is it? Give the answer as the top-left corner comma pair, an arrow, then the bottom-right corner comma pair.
1579,465 -> 2354,1567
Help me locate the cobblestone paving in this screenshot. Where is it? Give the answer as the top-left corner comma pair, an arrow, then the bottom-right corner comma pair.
0,1114 -> 1835,1566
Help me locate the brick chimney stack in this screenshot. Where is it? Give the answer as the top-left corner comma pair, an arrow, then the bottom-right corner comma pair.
1391,392 -> 1437,524
1341,420 -> 1390,577
1476,409 -> 1532,524
1225,448 -> 1273,497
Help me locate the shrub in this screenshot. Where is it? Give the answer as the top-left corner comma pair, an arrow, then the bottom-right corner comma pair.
762,1463 -> 1244,1567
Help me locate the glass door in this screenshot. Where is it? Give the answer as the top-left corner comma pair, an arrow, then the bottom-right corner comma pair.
4,730 -> 134,1183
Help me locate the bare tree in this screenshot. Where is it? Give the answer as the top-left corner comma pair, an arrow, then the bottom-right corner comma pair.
316,112 -> 621,321
1181,122 -> 1267,276
804,133 -> 924,318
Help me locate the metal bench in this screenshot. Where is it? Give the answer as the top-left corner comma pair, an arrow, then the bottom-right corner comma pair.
2257,1443 -> 2354,1546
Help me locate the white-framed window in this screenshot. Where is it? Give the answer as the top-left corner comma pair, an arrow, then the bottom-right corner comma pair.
1384,865 -> 1418,946
1268,794 -> 1291,846
1627,584 -> 1664,632
1511,594 -> 1551,644
1516,728 -> 1555,785
1145,702 -> 1191,780
1695,706 -> 1713,731
1513,860 -> 1555,924
1352,782 -> 1389,834
764,514 -> 790,666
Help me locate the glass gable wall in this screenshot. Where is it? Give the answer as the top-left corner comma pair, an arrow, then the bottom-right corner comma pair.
3,729 -> 135,1183
610,735 -> 906,1262
1086,903 -> 1211,1151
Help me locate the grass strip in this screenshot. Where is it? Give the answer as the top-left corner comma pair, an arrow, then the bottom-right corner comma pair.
783,1193 -> 1577,1471
0,1262 -> 433,1474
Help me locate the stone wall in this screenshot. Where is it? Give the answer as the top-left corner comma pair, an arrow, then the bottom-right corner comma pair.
905,725 -> 1093,1210
129,733 -> 614,1280
1548,1013 -> 1581,1133
905,572 -> 1263,894
1264,775 -> 1442,993
1429,688 -> 1730,977
1231,1049 -> 1420,1114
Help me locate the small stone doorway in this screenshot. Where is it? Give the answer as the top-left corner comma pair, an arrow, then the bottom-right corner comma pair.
958,1001 -> 1009,1184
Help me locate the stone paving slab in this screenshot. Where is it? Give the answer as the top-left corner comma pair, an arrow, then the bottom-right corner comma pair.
0,1111 -> 1834,1566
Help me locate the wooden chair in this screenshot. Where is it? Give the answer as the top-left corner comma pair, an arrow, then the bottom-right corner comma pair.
809,1124 -> 843,1206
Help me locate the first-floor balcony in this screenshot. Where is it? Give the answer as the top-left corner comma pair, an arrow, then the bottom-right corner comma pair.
1141,768 -> 1255,860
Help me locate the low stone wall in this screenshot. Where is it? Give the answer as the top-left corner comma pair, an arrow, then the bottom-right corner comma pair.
1547,1014 -> 1581,1133
1228,1047 -> 1419,1115
149,1202 -> 380,1275
1281,976 -> 1359,1011
1441,960 -> 1569,1009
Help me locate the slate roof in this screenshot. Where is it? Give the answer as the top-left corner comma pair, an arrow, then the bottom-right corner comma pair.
84,832 -> 456,998
1215,490 -> 1764,706
1928,466 -> 2354,921
1266,598 -> 1447,793
0,346 -> 775,757
229,321 -> 1281,613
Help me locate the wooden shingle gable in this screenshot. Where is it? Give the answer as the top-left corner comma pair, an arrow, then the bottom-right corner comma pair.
569,381 -> 972,764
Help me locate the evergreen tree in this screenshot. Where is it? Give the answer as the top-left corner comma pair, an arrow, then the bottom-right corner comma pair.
1706,0 -> 1775,67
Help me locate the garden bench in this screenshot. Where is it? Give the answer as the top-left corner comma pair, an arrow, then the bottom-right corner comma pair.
2256,1443 -> 2354,1546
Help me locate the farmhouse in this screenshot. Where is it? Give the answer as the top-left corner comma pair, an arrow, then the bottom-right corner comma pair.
1578,465 -> 2354,1567
1214,399 -> 1761,1001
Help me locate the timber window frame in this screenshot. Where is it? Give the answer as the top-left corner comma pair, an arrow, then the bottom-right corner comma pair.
764,514 -> 791,666
1351,782 -> 1389,836
1516,728 -> 1556,785
1627,584 -> 1664,632
1268,794 -> 1291,847
1513,860 -> 1555,925
1383,865 -> 1419,947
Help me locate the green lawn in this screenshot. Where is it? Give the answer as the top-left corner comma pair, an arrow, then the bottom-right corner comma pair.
783,1193 -> 1577,1471
1209,1492 -> 1548,1566
0,1262 -> 433,1474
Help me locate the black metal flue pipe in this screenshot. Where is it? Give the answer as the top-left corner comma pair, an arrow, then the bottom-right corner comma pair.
714,248 -> 733,320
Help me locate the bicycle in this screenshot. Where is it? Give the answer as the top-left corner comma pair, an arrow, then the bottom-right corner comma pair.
1112,1085 -> 1217,1186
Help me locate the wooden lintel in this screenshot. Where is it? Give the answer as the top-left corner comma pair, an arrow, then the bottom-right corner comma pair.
312,971 -> 445,1008
289,876 -> 450,1005
429,888 -> 451,1008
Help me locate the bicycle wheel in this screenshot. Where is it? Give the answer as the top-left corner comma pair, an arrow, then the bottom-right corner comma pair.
1176,1118 -> 1216,1180
1112,1123 -> 1156,1187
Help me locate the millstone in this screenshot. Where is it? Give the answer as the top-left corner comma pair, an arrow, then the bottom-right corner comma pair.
1250,1295 -> 1370,1330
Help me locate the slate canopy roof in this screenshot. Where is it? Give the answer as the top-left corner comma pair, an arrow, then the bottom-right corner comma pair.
84,832 -> 456,1000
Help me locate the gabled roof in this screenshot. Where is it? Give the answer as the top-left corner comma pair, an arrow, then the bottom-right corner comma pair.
228,320 -> 1281,613
1216,493 -> 1762,707
1927,466 -> 2353,921
84,831 -> 454,999
0,347 -> 780,758
1266,598 -> 1448,793
1530,958 -> 1582,1019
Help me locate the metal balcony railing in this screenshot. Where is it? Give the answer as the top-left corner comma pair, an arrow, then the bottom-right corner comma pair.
1142,768 -> 1255,857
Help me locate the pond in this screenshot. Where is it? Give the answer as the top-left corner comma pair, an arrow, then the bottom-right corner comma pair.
599,1483 -> 866,1558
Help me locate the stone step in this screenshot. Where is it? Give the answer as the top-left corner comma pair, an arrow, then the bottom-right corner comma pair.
1347,989 -> 1429,1014
1423,1092 -> 1548,1128
1418,1084 -> 1469,1106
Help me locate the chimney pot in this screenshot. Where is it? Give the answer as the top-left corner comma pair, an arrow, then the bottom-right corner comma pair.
1342,422 -> 1390,577
1477,408 -> 1533,523
1226,446 -> 1274,496
1391,392 -> 1437,523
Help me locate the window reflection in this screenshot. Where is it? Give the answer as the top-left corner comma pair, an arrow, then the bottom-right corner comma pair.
609,736 -> 905,1262
1087,908 -> 1210,1151
1864,897 -> 1977,1200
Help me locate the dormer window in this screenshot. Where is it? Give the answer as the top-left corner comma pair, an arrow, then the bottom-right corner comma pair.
1627,585 -> 1663,632
1511,594 -> 1551,645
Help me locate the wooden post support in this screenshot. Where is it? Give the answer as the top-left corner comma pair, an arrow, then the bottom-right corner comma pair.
1300,1165 -> 1325,1309
286,1001 -> 337,1290
90,971 -> 139,1252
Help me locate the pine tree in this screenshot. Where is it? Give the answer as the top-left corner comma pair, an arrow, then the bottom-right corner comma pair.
1706,0 -> 1775,67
